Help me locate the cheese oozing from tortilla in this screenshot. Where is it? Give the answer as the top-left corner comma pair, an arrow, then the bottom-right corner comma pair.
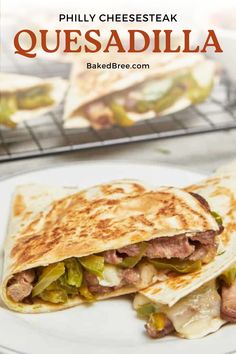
134,280 -> 225,339
165,280 -> 225,338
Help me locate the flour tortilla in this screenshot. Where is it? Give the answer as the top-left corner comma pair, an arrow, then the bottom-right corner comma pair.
1,179 -> 219,313
63,53 -> 216,128
0,73 -> 67,125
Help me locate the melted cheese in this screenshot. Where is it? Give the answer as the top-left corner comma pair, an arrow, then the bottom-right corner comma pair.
165,280 -> 226,338
134,280 -> 226,339
98,265 -> 121,287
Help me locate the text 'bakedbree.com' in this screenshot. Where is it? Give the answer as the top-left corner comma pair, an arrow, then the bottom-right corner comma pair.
86,62 -> 150,70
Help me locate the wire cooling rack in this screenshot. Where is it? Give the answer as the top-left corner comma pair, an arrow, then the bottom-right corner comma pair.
1,54 -> 236,162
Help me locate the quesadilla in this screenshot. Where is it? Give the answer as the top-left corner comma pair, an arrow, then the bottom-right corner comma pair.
133,169 -> 236,339
0,73 -> 67,128
1,179 -> 222,313
63,53 -> 217,130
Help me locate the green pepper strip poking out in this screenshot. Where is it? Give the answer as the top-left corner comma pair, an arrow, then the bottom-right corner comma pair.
135,75 -> 189,115
17,85 -> 54,110
211,211 -> 223,226
0,86 -> 54,128
38,281 -> 68,304
119,243 -> 148,268
64,258 -> 83,287
0,95 -> 17,128
136,303 -> 156,319
187,80 -> 214,104
79,255 -> 104,277
78,279 -> 95,302
150,259 -> 202,274
32,262 -> 65,297
219,265 -> 236,287
154,85 -> 185,114
109,102 -> 134,126
136,72 -> 212,115
58,275 -> 79,296
146,312 -> 171,335
135,100 -> 153,114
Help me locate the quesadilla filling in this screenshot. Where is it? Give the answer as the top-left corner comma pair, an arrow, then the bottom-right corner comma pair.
6,209 -> 223,305
134,264 -> 236,339
0,85 -> 54,128
78,61 -> 214,129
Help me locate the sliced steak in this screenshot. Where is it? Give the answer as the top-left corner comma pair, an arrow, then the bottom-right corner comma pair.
106,227 -> 220,265
85,103 -> 113,130
84,271 -> 113,295
104,230 -> 218,266
190,231 -> 217,245
189,243 -> 217,263
121,268 -> 140,285
221,279 -> 236,322
7,282 -> 33,303
7,270 -> 35,303
189,231 -> 218,263
190,192 -> 210,211
118,244 -> 141,257
91,115 -> 113,130
13,269 -> 35,283
145,235 -> 195,259
88,285 -> 113,295
144,230 -> 218,262
145,314 -> 174,339
84,271 -> 99,286
103,250 -> 122,265
188,245 -> 208,261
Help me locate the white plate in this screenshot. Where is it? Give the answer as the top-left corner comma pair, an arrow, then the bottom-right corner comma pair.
0,161 -> 234,354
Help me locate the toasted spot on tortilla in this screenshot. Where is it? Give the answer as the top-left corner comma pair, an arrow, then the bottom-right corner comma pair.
22,211 -> 32,221
21,213 -> 43,236
13,194 -> 26,217
9,185 -> 218,274
166,270 -> 201,290
221,223 -> 236,246
147,287 -> 162,295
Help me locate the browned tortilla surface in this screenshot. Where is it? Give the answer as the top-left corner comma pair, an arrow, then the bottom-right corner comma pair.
1,180 -> 218,312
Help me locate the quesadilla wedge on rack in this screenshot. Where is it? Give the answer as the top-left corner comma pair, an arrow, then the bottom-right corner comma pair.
0,73 -> 67,128
1,179 -> 222,313
133,167 -> 236,339
63,53 -> 217,130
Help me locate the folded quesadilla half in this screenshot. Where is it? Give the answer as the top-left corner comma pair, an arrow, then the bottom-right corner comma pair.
1,180 -> 222,313
133,169 -> 236,339
0,73 -> 67,128
64,53 -> 217,130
